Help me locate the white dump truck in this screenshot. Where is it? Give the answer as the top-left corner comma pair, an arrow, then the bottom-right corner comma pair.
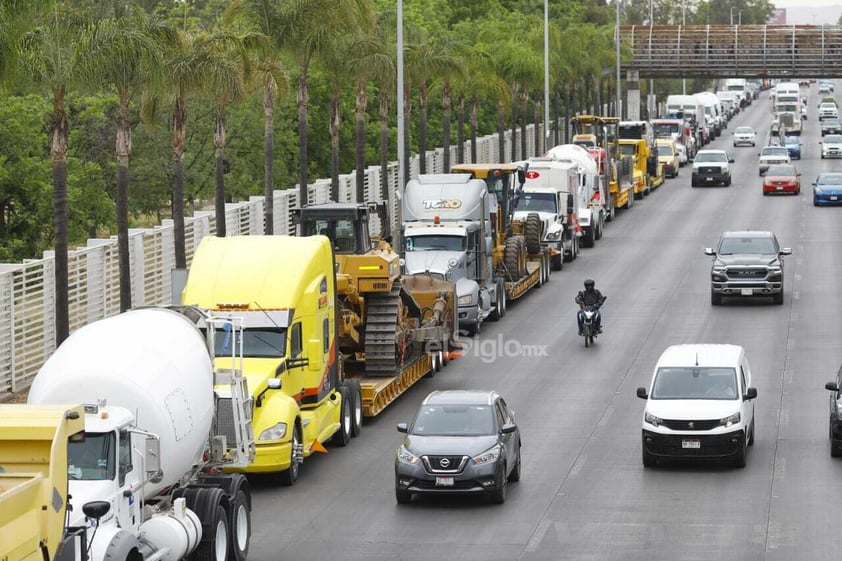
27,307 -> 255,561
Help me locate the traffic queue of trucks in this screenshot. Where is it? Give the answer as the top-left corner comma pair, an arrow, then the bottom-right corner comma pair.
2,111 -> 686,561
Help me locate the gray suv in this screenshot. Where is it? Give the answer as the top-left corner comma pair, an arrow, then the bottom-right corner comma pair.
395,390 -> 522,504
705,231 -> 791,305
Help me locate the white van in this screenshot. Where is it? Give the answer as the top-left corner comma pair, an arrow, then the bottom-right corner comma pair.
636,344 -> 757,468
666,94 -> 707,145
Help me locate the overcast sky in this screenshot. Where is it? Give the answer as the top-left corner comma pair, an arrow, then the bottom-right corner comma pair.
772,0 -> 841,6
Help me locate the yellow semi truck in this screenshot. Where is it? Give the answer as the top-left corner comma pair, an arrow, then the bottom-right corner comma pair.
0,404 -> 87,561
182,210 -> 456,486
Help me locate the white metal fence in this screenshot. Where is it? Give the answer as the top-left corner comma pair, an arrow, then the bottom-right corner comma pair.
0,123 -> 553,398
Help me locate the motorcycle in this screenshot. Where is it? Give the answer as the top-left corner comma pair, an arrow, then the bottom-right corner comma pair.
579,302 -> 605,348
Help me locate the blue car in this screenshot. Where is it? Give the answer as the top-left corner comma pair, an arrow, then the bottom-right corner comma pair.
783,136 -> 802,160
813,172 -> 842,206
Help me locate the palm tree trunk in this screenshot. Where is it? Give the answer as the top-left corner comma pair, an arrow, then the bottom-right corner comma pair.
50,93 -> 70,345
329,88 -> 340,201
297,59 -> 309,207
418,84 -> 427,175
533,91 -> 541,156
510,86 -> 518,161
470,95 -> 478,163
442,80 -> 451,171
264,77 -> 275,235
497,100 -> 505,161
456,94 -> 465,164
520,90 -> 528,159
403,83 -> 411,186
214,106 -> 226,238
553,88 -> 560,145
355,75 -> 367,203
116,99 -> 132,313
172,95 -> 187,270
379,90 -> 390,202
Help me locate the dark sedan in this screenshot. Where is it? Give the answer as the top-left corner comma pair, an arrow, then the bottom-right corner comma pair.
813,172 -> 842,206
821,118 -> 842,136
783,136 -> 802,159
395,390 -> 522,504
825,365 -> 842,457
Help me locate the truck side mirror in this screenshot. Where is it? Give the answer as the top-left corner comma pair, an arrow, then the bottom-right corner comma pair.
567,193 -> 574,215
144,436 -> 162,479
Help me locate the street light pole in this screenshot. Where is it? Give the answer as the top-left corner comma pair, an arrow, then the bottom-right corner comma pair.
544,0 -> 550,153
615,0 -> 621,118
682,0 -> 686,95
396,0 -> 404,243
649,0 -> 654,116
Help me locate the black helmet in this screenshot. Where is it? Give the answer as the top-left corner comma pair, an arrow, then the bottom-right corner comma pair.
584,278 -> 595,289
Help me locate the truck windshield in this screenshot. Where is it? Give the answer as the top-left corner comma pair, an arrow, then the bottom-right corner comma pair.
694,152 -> 726,163
405,235 -> 466,252
68,432 -> 115,481
651,367 -> 738,400
211,326 -> 287,358
619,144 -> 637,156
657,145 -> 673,156
653,123 -> 680,137
718,237 -> 777,255
516,192 -> 557,213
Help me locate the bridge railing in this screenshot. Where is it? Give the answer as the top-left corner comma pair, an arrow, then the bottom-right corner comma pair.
0,123 -> 553,397
621,24 -> 842,78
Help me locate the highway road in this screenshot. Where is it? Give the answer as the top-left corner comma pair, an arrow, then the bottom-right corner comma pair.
246,84 -> 842,561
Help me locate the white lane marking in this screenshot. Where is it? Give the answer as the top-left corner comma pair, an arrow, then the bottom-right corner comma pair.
525,519 -> 552,552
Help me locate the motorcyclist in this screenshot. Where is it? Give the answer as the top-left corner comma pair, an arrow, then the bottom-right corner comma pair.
576,279 -> 606,335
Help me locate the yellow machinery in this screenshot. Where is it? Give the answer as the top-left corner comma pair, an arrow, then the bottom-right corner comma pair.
618,139 -> 652,197
181,204 -> 456,486
0,404 -> 86,561
569,115 -> 635,210
450,163 -> 550,300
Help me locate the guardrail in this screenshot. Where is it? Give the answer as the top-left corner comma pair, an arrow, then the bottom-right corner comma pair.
1,122 -> 555,397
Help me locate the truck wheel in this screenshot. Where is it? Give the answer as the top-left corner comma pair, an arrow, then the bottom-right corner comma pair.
606,197 -> 615,222
277,425 -> 301,486
524,213 -> 542,255
551,253 -> 562,271
228,489 -> 250,561
503,237 -> 521,281
773,291 -> 784,305
499,282 -> 507,317
595,215 -> 604,240
711,291 -> 723,306
189,489 -> 230,561
489,284 -> 503,321
346,379 -> 363,437
582,226 -> 595,248
330,387 -> 352,447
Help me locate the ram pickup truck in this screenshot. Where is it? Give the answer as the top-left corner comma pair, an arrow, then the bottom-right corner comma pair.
691,149 -> 733,187
705,230 -> 791,306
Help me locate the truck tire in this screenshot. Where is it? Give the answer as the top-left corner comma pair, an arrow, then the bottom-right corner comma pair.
346,379 -> 363,437
524,213 -> 542,255
228,489 -> 250,561
489,283 -> 503,321
582,226 -> 595,248
330,386 -> 352,447
277,424 -> 301,486
187,488 -> 229,561
503,237 -> 521,282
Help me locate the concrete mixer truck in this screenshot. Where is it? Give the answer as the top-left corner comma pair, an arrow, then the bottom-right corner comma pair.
27,307 -> 256,561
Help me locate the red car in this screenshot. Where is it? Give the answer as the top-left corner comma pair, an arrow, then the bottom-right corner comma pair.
762,164 -> 801,195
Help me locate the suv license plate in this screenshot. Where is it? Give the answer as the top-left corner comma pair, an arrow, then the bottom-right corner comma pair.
682,439 -> 701,449
831,196 -> 838,201
741,288 -> 753,296
435,476 -> 454,487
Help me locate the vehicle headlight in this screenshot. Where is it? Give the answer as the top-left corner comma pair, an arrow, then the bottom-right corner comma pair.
545,230 -> 562,241
458,294 -> 473,306
259,422 -> 287,441
815,187 -> 823,193
644,412 -> 662,427
396,445 -> 420,465
768,266 -> 782,273
472,445 -> 501,465
720,412 -> 741,428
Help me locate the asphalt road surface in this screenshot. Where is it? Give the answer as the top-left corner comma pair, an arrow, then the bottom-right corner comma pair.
246,83 -> 842,561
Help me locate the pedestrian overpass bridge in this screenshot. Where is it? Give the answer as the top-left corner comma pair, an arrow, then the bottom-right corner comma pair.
620,25 -> 842,78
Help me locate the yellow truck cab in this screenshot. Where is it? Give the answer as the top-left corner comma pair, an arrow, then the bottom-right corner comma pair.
618,139 -> 652,198
182,235 -> 352,486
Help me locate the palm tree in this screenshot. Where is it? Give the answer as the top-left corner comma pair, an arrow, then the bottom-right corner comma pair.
80,9 -> 173,312
275,0 -> 372,207
429,33 -> 466,171
224,0 -> 289,234
193,28 -> 249,238
143,28 -> 210,270
16,1 -> 86,343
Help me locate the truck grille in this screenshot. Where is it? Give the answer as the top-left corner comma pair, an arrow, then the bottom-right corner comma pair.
661,419 -> 720,431
215,397 -> 254,447
697,166 -> 722,175
422,455 -> 469,474
726,268 -> 766,280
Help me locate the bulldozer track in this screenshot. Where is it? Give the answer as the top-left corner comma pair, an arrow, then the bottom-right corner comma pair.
364,282 -> 404,375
